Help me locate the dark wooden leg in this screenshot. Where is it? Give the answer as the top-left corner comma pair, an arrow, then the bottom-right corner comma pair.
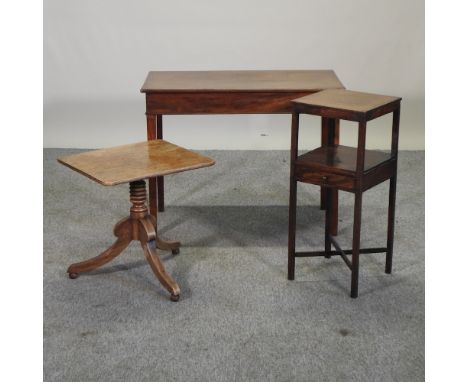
288,111 -> 300,280
329,190 -> 338,236
320,188 -> 327,210
146,114 -> 164,215
156,114 -> 165,212
386,176 -> 397,274
320,118 -> 328,210
329,118 -> 339,236
321,118 -> 339,236
288,176 -> 297,280
324,188 -> 332,258
351,191 -> 363,298
146,114 -> 157,217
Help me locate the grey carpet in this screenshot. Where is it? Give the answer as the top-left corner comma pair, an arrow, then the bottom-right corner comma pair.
44,149 -> 424,382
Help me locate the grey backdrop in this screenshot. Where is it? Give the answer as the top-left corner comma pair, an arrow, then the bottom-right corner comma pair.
44,0 -> 424,150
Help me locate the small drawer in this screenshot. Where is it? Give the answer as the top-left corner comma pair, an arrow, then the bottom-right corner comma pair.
294,167 -> 355,191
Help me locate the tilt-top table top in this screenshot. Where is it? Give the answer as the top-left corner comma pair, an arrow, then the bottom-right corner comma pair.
58,140 -> 215,186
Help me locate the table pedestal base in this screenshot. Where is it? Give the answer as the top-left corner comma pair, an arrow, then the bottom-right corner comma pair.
67,180 -> 181,301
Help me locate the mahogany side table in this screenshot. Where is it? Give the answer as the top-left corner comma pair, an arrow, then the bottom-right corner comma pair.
58,140 -> 215,301
288,89 -> 401,298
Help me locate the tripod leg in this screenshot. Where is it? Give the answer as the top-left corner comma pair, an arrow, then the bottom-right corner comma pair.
67,237 -> 131,278
386,176 -> 397,274
139,218 -> 180,301
67,218 -> 132,278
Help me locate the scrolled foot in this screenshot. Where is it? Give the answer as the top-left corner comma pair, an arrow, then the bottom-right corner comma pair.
69,272 -> 79,279
170,294 -> 180,302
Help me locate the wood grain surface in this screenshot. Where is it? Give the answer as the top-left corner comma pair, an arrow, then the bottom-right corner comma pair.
58,140 -> 215,186
141,70 -> 344,93
292,89 -> 401,113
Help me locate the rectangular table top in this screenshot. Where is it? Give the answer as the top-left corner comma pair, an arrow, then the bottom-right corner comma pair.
58,140 -> 215,186
293,89 -> 401,114
140,70 -> 344,93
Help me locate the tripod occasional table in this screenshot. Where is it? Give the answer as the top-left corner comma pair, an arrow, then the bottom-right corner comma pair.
58,140 -> 215,301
